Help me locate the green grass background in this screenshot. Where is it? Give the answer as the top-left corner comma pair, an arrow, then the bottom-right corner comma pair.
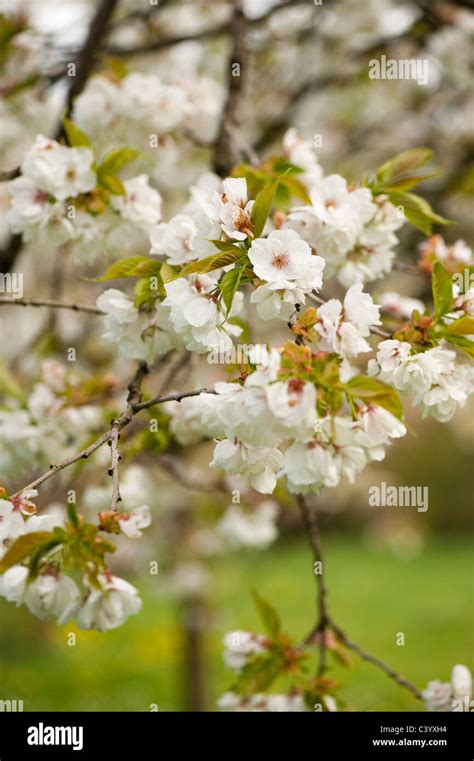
0,535 -> 472,712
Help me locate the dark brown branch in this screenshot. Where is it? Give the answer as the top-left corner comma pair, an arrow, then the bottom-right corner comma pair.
1,0 -> 120,273
213,0 -> 248,176
107,23 -> 230,57
106,1 -> 306,57
0,168 -> 20,182
56,0 -> 120,137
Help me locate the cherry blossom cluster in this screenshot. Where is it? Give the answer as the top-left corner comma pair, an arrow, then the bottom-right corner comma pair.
287,177 -> 404,287
74,70 -> 225,148
0,488 -> 151,631
7,133 -> 162,261
369,340 -> 474,423
162,340 -> 407,496
218,692 -> 308,712
418,235 -> 473,274
422,665 -> 472,712
217,608 -> 340,712
0,360 -> 109,480
91,151 -> 474,498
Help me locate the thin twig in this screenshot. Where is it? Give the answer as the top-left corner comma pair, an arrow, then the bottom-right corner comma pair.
107,23 -> 230,57
108,424 -> 121,510
133,387 -> 211,413
393,261 -> 424,275
10,360 -> 209,498
331,623 -> 423,701
10,430 -> 113,498
0,296 -> 101,314
296,495 -> 423,699
296,495 -> 329,675
106,1 -> 306,57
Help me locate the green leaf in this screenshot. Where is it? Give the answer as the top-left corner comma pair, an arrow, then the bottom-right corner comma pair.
62,118 -> 92,149
134,274 -> 165,308
445,334 -> 474,359
252,589 -> 281,638
445,315 -> 474,336
233,655 -> 281,696
95,257 -> 163,281
251,179 -> 279,238
375,148 -> 433,186
381,172 -> 440,193
180,249 -> 246,276
219,267 -> 244,313
272,159 -> 304,176
387,192 -> 453,235
208,240 -> 244,254
0,532 -> 52,573
160,262 -> 178,283
67,502 -> 79,529
98,174 -> 125,195
28,531 -> 67,579
432,261 -> 453,318
97,147 -> 140,176
345,376 -> 404,420
279,176 -> 311,205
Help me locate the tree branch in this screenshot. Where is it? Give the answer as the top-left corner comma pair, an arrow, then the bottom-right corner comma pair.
1,0 -> 120,273
331,623 -> 423,700
108,424 -> 122,510
0,296 -> 101,314
296,494 -> 330,674
296,494 -> 423,700
0,168 -> 20,182
10,359 -> 210,499
107,24 -> 230,57
56,0 -> 120,136
213,0 -> 248,176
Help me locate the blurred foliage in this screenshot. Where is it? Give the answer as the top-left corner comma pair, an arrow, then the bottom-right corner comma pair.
0,536 -> 471,712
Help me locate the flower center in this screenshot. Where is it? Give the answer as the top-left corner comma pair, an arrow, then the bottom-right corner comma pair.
271,253 -> 290,269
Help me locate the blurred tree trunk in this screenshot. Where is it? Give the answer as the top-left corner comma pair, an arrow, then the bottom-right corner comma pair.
182,597 -> 208,712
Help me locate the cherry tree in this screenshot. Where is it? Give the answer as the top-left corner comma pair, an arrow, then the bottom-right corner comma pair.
0,0 -> 472,712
